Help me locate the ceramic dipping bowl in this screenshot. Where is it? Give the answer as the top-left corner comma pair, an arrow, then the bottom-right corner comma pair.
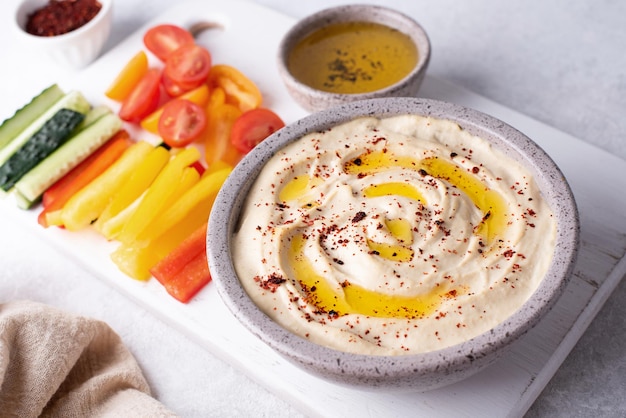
13,0 -> 112,69
277,5 -> 431,112
207,97 -> 579,392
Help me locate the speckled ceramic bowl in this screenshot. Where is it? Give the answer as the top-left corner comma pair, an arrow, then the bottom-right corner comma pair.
13,0 -> 112,69
207,98 -> 579,392
277,5 -> 431,112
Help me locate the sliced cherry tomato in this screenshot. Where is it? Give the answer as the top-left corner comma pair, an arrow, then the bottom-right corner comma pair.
105,50 -> 149,102
165,44 -> 212,90
141,84 -> 209,133
205,103 -> 244,167
230,108 -> 285,154
158,99 -> 207,148
207,64 -> 262,112
119,68 -> 162,122
143,24 -> 195,62
161,71 -> 186,97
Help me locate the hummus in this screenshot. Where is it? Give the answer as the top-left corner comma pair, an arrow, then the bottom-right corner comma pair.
232,115 -> 556,355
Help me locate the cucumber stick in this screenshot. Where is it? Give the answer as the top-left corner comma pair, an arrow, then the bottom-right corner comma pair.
15,111 -> 123,204
0,90 -> 91,167
0,109 -> 85,192
0,84 -> 65,151
74,105 -> 112,133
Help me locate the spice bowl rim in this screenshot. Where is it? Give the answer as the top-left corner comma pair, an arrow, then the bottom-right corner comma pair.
277,4 -> 432,113
207,97 -> 580,392
14,0 -> 112,42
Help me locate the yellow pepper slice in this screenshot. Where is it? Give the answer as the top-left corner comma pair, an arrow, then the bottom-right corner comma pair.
207,64 -> 262,112
94,145 -> 170,234
110,166 -> 231,280
105,51 -> 149,102
140,84 -> 210,134
116,146 -> 201,244
59,141 -> 154,231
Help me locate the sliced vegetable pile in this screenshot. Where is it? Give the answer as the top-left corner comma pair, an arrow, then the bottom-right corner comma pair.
0,23 -> 286,304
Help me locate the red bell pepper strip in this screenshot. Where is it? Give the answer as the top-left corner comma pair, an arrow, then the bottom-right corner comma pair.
38,130 -> 132,227
150,222 -> 211,303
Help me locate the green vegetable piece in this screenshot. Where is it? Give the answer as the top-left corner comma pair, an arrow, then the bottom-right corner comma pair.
0,84 -> 65,151
0,108 -> 85,192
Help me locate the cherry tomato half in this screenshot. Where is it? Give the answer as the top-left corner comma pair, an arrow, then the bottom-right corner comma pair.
143,24 -> 195,62
158,99 -> 207,148
119,68 -> 162,122
165,44 -> 212,90
230,108 -> 285,154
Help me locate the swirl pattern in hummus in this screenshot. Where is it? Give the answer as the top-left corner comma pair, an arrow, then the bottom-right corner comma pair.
232,115 -> 556,355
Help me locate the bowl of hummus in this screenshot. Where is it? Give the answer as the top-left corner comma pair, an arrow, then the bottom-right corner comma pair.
207,97 -> 579,391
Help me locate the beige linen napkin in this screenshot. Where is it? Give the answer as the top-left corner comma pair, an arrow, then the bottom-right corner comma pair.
0,300 -> 177,417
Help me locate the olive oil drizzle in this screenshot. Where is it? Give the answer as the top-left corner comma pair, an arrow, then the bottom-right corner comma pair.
288,233 -> 443,319
276,149 -> 507,319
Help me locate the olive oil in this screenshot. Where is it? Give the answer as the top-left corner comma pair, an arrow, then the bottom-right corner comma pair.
345,150 -> 508,243
288,233 -> 442,319
288,21 -> 418,94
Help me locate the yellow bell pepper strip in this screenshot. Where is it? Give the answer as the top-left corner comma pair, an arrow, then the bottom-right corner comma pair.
98,191 -> 144,240
93,145 -> 170,234
140,84 -> 210,134
54,141 -> 154,230
110,166 -> 230,280
204,102 -> 244,167
105,51 -> 149,102
101,166 -> 199,241
116,146 -> 201,245
138,166 -> 231,242
207,64 -> 262,112
150,222 -> 211,303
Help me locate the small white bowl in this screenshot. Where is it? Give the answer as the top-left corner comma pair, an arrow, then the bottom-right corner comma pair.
277,5 -> 431,112
13,0 -> 112,69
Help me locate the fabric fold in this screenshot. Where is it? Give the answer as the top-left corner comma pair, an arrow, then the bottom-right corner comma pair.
0,300 -> 177,417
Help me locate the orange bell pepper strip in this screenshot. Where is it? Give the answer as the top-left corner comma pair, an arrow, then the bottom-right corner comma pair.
150,222 -> 211,303
207,64 -> 262,112
93,145 -> 170,235
53,141 -> 154,231
105,51 -> 149,102
140,84 -> 210,134
116,146 -> 201,245
38,130 -> 131,227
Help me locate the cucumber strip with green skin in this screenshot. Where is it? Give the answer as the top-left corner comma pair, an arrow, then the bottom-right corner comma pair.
0,109 -> 85,192
0,84 -> 65,151
15,112 -> 123,203
12,188 -> 40,210
0,90 -> 91,167
74,105 -> 112,134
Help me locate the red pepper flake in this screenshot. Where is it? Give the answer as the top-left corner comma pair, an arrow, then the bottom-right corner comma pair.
26,0 -> 102,37
254,273 -> 286,292
502,249 -> 515,258
352,211 -> 367,223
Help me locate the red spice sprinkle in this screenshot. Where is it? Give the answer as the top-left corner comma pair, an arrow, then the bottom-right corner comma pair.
26,0 -> 102,37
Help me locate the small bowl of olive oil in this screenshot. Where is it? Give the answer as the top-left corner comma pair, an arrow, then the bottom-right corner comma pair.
278,4 -> 431,113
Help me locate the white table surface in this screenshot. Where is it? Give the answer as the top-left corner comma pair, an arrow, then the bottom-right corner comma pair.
1,0 -> 625,416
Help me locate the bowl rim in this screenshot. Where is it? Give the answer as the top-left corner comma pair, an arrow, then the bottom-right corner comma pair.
277,4 -> 432,101
13,0 -> 112,44
207,97 -> 580,384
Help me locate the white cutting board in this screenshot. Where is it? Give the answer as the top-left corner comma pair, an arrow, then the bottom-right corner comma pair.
1,1 -> 625,417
